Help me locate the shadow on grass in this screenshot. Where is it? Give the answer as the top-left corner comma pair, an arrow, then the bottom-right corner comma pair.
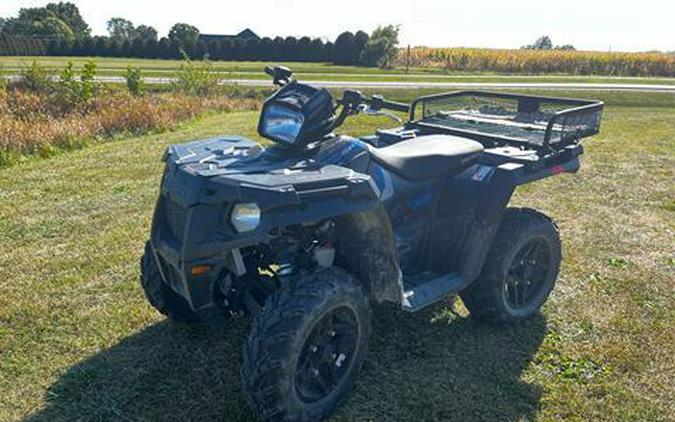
26,304 -> 547,422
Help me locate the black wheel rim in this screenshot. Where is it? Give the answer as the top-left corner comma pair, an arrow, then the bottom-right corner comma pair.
295,306 -> 359,403
503,237 -> 552,311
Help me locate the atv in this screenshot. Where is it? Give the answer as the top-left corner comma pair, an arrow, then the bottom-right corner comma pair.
140,66 -> 603,421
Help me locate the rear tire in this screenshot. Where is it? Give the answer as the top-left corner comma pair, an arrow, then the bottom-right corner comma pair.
460,208 -> 561,323
241,268 -> 371,422
140,241 -> 199,323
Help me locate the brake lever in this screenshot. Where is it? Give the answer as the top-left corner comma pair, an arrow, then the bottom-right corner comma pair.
357,104 -> 403,124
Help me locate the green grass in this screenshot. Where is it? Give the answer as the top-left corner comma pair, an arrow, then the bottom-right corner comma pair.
0,56 -> 392,74
0,92 -> 674,421
2,56 -> 675,85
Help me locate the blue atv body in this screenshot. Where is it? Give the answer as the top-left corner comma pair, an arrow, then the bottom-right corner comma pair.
140,66 -> 603,421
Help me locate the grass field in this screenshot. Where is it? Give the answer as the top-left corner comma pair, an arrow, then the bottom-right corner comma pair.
0,90 -> 673,421
2,56 -> 675,85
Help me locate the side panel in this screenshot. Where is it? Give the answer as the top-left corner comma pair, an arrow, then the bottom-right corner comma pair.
370,161 -> 437,275
432,163 -> 517,280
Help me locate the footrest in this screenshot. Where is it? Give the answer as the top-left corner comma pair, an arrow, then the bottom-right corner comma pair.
401,272 -> 467,312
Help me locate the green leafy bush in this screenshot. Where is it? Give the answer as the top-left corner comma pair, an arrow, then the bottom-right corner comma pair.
57,60 -> 98,105
172,52 -> 219,96
57,61 -> 79,104
125,66 -> 145,97
80,61 -> 97,102
20,61 -> 54,92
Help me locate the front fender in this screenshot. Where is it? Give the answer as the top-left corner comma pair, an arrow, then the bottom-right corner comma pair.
335,205 -> 402,303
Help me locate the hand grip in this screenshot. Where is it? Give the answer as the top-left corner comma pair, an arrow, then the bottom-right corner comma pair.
370,95 -> 409,112
381,99 -> 410,113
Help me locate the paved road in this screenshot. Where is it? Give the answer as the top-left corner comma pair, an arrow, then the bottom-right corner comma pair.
5,67 -> 675,82
231,79 -> 675,92
4,75 -> 675,92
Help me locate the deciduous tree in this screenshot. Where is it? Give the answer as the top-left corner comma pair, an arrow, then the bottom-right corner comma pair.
168,23 -> 199,49
360,25 -> 399,68
45,2 -> 89,38
135,24 -> 158,42
107,18 -> 135,41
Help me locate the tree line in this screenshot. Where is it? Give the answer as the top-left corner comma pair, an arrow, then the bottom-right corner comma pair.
0,32 -> 371,65
0,2 -> 399,67
0,33 -> 46,56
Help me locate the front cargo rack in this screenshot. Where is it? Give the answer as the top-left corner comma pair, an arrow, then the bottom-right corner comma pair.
409,91 -> 604,150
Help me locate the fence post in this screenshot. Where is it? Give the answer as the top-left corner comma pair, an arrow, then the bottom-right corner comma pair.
406,44 -> 411,73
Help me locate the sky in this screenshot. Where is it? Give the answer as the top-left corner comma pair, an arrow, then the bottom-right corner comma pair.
2,0 -> 674,52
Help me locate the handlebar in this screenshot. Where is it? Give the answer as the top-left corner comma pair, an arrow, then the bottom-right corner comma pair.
368,95 -> 410,113
339,90 -> 409,113
332,90 -> 410,129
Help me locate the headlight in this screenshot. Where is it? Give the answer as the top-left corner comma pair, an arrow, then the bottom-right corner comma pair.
260,104 -> 304,145
231,203 -> 261,233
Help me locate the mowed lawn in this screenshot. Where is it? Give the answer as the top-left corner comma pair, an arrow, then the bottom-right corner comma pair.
0,93 -> 673,421
2,56 -> 675,85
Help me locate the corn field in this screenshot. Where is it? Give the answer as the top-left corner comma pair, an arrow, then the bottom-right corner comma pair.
396,48 -> 675,77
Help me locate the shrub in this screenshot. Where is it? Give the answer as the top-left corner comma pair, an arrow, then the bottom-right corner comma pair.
125,66 -> 145,97
56,61 -> 79,105
172,52 -> 219,96
56,60 -> 98,106
20,61 -> 54,92
79,60 -> 97,102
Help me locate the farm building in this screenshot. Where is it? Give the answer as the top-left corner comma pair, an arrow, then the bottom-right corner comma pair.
198,29 -> 260,44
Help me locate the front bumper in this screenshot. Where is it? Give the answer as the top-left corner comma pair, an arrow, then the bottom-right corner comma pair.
149,195 -> 249,319
151,237 -> 223,312
149,138 -> 381,317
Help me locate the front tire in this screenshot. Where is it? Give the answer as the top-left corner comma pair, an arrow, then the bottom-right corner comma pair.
460,208 -> 561,323
241,268 -> 371,422
140,241 -> 199,323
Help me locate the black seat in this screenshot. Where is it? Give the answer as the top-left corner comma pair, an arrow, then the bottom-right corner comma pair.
369,134 -> 484,182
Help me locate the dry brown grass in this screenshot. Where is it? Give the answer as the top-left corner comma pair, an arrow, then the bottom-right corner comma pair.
0,89 -> 258,165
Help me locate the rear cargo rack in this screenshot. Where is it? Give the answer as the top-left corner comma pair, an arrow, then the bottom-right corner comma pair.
409,91 -> 603,150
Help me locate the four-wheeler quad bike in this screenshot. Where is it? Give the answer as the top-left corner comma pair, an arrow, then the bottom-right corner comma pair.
140,65 -> 603,421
